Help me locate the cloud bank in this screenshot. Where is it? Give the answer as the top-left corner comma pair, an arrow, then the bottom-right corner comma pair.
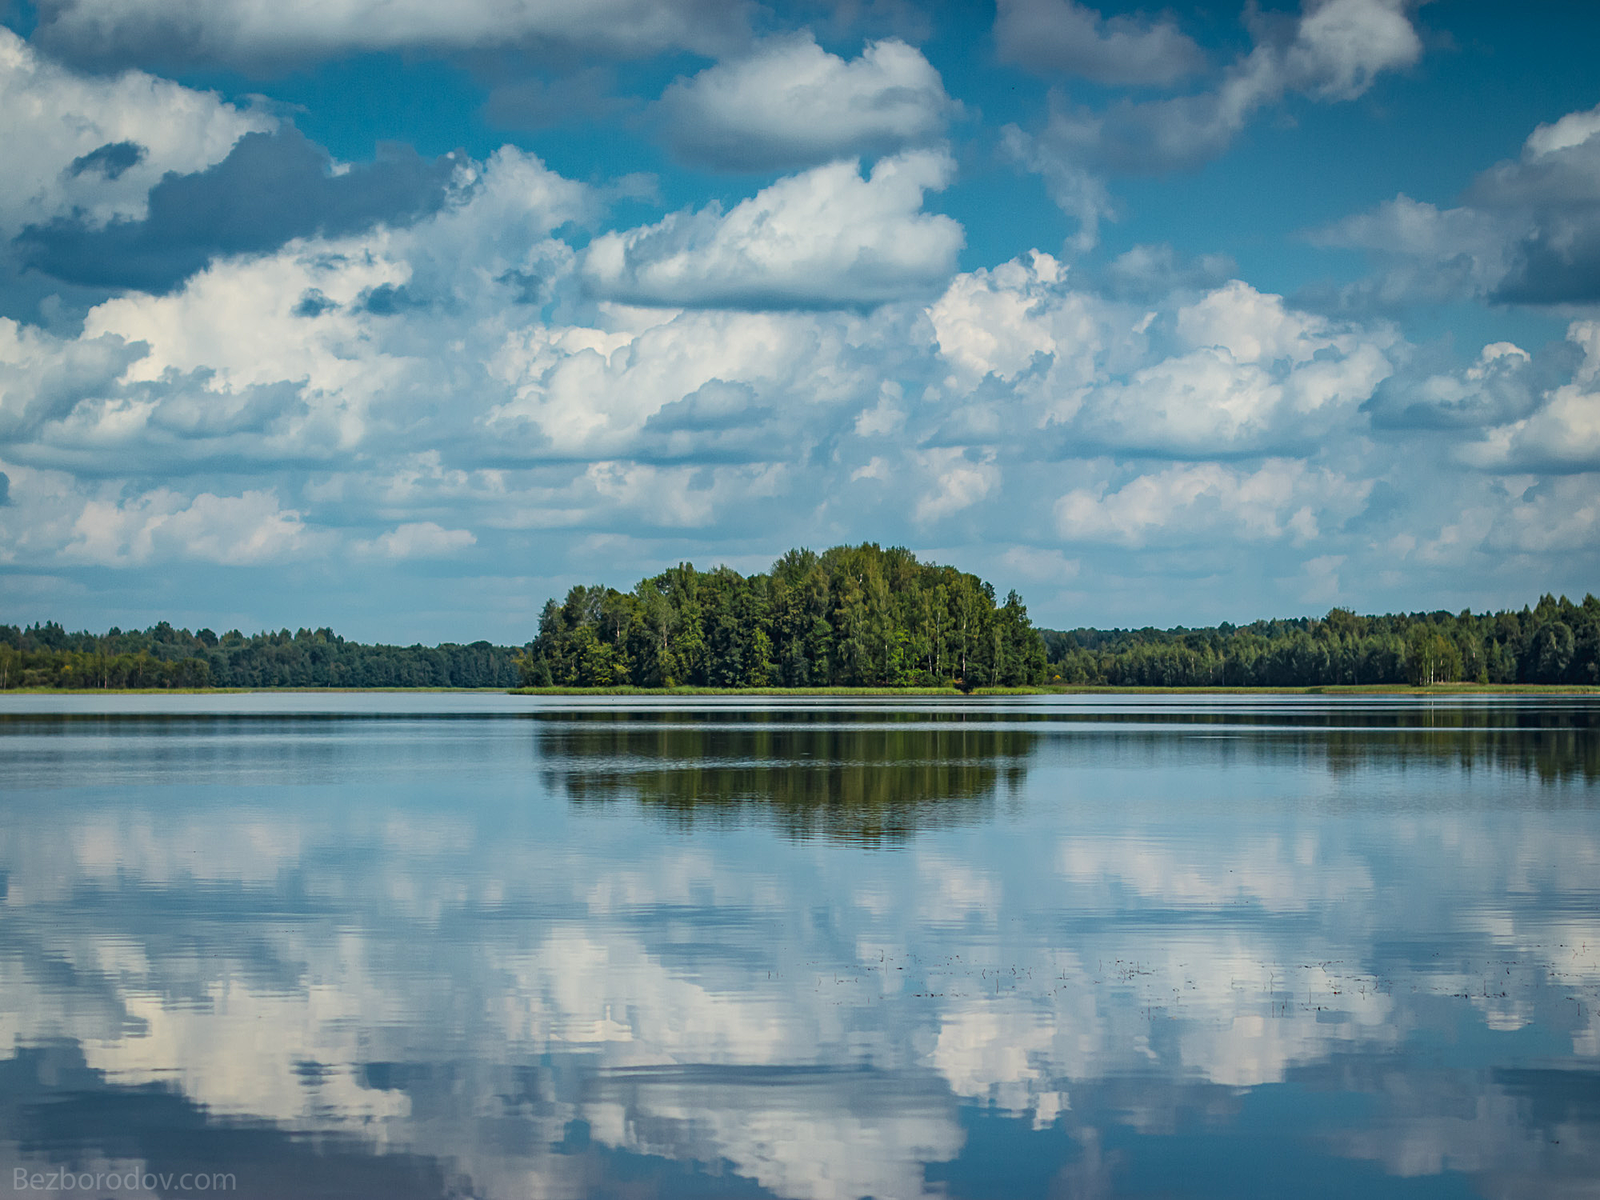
1,5 -> 1597,638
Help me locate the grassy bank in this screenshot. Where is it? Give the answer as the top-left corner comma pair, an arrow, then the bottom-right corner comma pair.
510,683 -> 1600,696
1038,683 -> 1600,695
507,685 -> 1044,696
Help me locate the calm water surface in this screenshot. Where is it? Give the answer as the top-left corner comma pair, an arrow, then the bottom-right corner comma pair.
0,694 -> 1597,1199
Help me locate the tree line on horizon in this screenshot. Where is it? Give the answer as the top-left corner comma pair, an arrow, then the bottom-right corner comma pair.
1044,592 -> 1600,687
0,622 -> 521,690
2,569 -> 1597,691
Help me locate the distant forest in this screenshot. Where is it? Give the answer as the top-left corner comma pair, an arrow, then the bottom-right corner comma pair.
0,622 -> 521,690
1044,592 -> 1600,687
2,554 -> 1597,690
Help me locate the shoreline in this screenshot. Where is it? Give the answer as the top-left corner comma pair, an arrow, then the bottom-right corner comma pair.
511,683 -> 1600,695
3,683 -> 1599,697
0,686 -> 509,695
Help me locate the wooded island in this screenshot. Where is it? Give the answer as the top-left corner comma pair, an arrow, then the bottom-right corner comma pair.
521,544 -> 1045,689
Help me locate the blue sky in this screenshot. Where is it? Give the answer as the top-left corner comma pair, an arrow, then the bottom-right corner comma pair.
1,0 -> 1598,642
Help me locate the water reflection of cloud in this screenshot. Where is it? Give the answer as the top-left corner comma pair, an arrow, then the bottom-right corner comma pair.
0,706 -> 1598,1199
1335,1064 -> 1600,1194
1055,832 -> 1375,912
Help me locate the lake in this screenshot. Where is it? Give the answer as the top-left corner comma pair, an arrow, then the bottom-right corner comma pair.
0,693 -> 1597,1199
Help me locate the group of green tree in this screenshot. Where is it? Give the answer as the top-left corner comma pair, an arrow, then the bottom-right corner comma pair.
5,559 -> 1596,691
1042,592 -> 1600,687
0,622 -> 522,690
521,544 -> 1049,689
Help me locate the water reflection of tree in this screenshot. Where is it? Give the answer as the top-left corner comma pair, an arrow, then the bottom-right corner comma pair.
535,706 -> 1600,834
536,713 -> 1039,844
1317,725 -> 1600,783
1037,705 -> 1600,784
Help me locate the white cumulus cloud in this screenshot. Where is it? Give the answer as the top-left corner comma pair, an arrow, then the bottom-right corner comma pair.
656,35 -> 957,171
581,150 -> 963,309
1457,322 -> 1600,472
62,487 -> 323,566
1069,280 -> 1395,455
356,522 -> 477,559
0,27 -> 272,236
914,449 -> 998,523
1317,101 -> 1600,306
1054,460 -> 1369,548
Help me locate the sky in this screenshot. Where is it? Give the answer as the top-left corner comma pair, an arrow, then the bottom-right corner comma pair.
0,0 -> 1598,643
